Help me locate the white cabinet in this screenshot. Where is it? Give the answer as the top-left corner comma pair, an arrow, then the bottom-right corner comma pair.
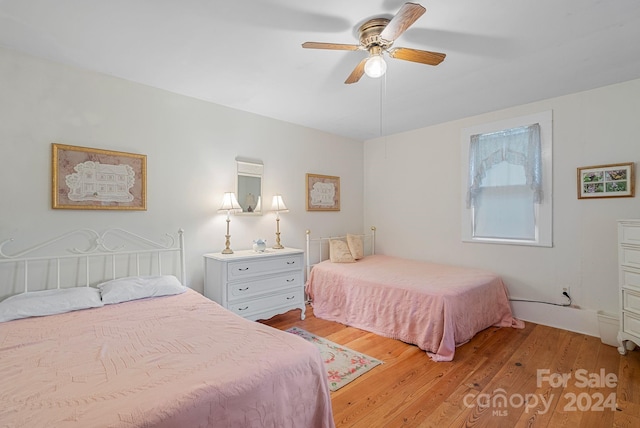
618,219 -> 640,354
204,248 -> 305,321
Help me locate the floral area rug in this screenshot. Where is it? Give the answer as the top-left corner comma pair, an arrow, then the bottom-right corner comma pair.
286,327 -> 383,392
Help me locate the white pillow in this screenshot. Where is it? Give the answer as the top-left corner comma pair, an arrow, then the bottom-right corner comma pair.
347,234 -> 364,260
0,287 -> 103,323
98,275 -> 186,304
329,239 -> 355,263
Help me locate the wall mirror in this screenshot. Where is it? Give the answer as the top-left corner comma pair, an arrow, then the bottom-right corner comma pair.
236,158 -> 263,215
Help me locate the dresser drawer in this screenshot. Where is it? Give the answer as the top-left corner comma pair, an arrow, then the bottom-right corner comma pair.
620,224 -> 640,246
621,267 -> 640,293
623,289 -> 640,315
228,289 -> 304,317
228,271 -> 303,301
621,246 -> 640,270
623,311 -> 640,338
227,254 -> 302,280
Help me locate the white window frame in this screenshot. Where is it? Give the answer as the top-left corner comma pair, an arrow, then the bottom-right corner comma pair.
461,111 -> 553,247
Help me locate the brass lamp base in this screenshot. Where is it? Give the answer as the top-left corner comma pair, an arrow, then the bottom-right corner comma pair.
273,218 -> 284,249
222,220 -> 233,254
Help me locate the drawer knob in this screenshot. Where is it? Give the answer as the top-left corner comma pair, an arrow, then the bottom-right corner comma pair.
286,296 -> 295,300
286,261 -> 296,265
239,287 -> 249,291
238,306 -> 249,311
286,278 -> 295,283
238,267 -> 250,271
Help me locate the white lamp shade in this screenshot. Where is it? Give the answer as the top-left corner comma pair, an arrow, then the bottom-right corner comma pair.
218,192 -> 242,212
271,194 -> 289,212
364,54 -> 387,78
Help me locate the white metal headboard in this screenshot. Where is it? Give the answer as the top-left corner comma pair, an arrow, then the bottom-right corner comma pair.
0,228 -> 186,297
305,226 -> 376,279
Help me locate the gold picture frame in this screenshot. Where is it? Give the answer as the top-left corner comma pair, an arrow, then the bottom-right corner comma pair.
52,143 -> 147,210
306,173 -> 340,211
577,162 -> 635,199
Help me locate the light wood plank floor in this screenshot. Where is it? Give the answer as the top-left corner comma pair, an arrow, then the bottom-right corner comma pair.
261,304 -> 640,428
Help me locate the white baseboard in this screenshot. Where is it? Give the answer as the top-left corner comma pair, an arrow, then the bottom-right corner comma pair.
510,301 -> 601,338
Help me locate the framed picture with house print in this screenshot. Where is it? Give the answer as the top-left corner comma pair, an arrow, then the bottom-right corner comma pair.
52,143 -> 147,210
306,173 -> 340,211
577,162 -> 635,199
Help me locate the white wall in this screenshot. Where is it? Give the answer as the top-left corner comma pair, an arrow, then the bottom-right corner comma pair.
0,46 -> 364,298
364,78 -> 640,336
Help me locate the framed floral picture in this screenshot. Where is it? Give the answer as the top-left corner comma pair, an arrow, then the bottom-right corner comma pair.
52,143 -> 147,210
577,162 -> 635,199
306,173 -> 340,211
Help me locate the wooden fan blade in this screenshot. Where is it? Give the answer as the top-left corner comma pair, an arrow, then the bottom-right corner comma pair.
379,2 -> 426,42
388,47 -> 446,65
302,42 -> 360,51
345,58 -> 367,84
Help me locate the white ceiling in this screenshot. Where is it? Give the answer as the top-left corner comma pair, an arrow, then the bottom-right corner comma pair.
1,0 -> 639,141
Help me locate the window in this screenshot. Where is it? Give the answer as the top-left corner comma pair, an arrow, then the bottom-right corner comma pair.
461,111 -> 552,247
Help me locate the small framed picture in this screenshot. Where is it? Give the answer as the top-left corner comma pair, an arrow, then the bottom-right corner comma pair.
52,143 -> 147,210
577,162 -> 635,199
306,173 -> 340,211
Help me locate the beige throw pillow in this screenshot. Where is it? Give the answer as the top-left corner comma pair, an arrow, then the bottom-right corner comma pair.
329,239 -> 355,263
347,234 -> 364,260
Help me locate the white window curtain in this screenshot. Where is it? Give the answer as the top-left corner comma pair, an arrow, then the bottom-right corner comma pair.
466,123 -> 542,210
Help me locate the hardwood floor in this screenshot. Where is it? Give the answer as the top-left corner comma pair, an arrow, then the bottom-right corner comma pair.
261,304 -> 640,428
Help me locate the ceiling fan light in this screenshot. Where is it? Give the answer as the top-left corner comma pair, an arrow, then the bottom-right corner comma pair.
364,54 -> 387,78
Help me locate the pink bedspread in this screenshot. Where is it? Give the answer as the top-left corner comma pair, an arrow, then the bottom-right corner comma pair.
306,255 -> 523,362
0,289 -> 334,428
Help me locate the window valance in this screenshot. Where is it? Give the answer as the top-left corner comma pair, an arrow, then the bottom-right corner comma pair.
466,123 -> 542,208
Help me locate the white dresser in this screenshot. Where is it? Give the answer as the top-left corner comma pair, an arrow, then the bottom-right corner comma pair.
618,219 -> 640,354
204,248 -> 306,321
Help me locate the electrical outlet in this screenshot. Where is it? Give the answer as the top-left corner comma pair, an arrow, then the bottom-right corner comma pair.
562,286 -> 571,296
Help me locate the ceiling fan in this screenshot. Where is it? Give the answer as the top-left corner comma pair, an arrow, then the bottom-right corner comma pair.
302,2 -> 446,84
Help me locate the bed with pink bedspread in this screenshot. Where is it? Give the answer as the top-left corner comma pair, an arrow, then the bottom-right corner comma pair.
0,288 -> 334,428
306,254 -> 523,362
0,228 -> 334,428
